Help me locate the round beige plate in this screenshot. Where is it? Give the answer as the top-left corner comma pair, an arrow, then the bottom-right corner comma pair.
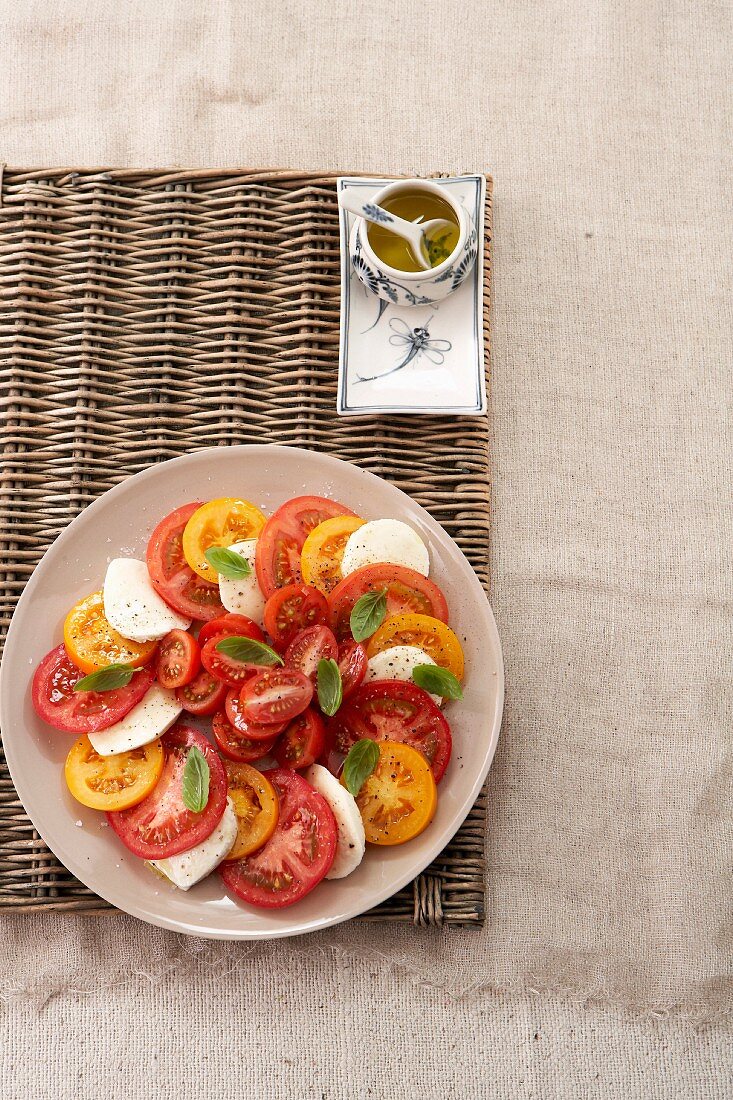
0,446 -> 503,939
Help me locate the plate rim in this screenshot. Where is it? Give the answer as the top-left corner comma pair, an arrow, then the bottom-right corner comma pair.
0,444 -> 504,939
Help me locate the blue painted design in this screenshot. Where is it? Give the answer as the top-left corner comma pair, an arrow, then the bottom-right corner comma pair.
355,316 -> 452,383
362,203 -> 393,223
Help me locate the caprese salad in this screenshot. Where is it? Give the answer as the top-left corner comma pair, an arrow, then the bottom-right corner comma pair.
30,494 -> 466,909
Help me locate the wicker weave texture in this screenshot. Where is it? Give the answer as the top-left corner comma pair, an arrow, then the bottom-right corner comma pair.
0,168 -> 492,925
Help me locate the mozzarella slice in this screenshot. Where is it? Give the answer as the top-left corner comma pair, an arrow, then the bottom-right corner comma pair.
305,764 -> 365,880
217,539 -> 265,626
149,798 -> 238,890
104,558 -> 190,642
340,519 -> 429,577
87,684 -> 182,756
365,645 -> 441,705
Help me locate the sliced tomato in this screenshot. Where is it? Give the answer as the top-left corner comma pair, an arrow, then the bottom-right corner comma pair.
32,645 -> 154,734
219,768 -> 337,908
284,624 -> 338,683
182,498 -> 267,583
175,668 -> 227,716
155,629 -> 200,690
255,496 -> 357,598
223,763 -> 279,861
198,612 -> 264,648
263,584 -> 329,652
327,564 -> 449,641
107,725 -> 228,859
239,668 -> 313,726
326,680 -> 452,782
225,689 -> 286,742
212,712 -> 278,763
64,592 -> 157,673
366,613 -> 465,680
354,740 -> 437,846
65,735 -> 164,811
273,708 -> 326,770
146,503 -> 225,622
300,515 -> 365,594
336,640 -> 368,699
200,636 -> 261,689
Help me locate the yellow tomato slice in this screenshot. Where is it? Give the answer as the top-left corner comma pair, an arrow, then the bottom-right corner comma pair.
182,498 -> 267,582
223,762 -> 279,860
366,613 -> 465,680
300,515 -> 365,595
352,740 -> 437,846
65,735 -> 164,811
64,591 -> 157,673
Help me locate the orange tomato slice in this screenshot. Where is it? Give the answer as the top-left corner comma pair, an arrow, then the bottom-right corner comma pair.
300,515 -> 365,595
65,735 -> 164,811
64,591 -> 157,673
366,613 -> 465,680
223,762 -> 279,860
182,498 -> 267,582
352,740 -> 437,846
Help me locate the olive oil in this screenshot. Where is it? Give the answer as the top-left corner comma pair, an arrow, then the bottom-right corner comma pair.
367,190 -> 460,272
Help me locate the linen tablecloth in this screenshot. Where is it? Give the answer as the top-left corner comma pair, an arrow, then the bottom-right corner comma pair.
1,1 -> 731,1096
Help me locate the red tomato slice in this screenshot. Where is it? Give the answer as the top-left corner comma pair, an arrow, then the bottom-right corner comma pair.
155,630 -> 200,690
336,640 -> 368,699
197,613 -> 264,648
146,503 -> 225,622
284,624 -> 338,683
273,708 -> 326,770
175,669 -> 227,716
263,584 -> 329,652
328,563 -> 450,641
239,668 -> 313,726
107,725 -> 228,859
325,680 -> 452,782
225,689 -> 286,742
212,711 -> 278,763
219,768 -> 337,908
255,496 -> 357,598
200,637 -> 262,689
31,644 -> 154,734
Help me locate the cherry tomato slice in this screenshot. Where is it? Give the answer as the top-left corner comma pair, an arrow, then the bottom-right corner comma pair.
198,612 -> 264,648
336,640 -> 368,700
211,712 -> 278,763
107,725 -> 228,859
255,496 -> 357,598
65,735 -> 164,811
353,740 -> 437,846
64,592 -> 157,673
225,689 -> 286,742
326,679 -> 452,782
146,503 -> 225,622
200,636 -> 260,689
223,762 -> 279,860
239,668 -> 313,726
219,768 -> 337,908
273,708 -> 326,770
155,629 -> 201,690
284,624 -> 338,683
175,669 -> 227,716
263,584 -> 329,652
32,645 -> 155,734
327,564 -> 449,642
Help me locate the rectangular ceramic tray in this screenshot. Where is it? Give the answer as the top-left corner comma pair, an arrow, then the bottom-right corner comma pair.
0,167 -> 493,925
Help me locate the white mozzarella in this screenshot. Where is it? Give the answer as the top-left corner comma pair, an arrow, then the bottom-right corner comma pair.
149,799 -> 238,890
87,684 -> 182,756
103,558 -> 190,642
217,539 -> 265,625
365,645 -> 441,705
340,519 -> 429,578
305,764 -> 365,880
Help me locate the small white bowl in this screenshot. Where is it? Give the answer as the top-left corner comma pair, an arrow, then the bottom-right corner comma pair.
349,179 -> 478,306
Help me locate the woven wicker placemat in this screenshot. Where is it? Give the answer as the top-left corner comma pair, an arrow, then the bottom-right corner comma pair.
0,167 -> 492,926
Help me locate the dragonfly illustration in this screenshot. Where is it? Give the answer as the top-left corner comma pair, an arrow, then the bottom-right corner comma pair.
355,317 -> 452,383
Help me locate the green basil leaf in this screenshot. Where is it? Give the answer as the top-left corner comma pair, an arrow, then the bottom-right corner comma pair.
342,739 -> 380,798
411,663 -> 463,700
204,545 -> 252,580
215,635 -> 283,666
181,745 -> 210,813
73,664 -> 134,693
317,658 -> 343,716
350,588 -> 387,642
